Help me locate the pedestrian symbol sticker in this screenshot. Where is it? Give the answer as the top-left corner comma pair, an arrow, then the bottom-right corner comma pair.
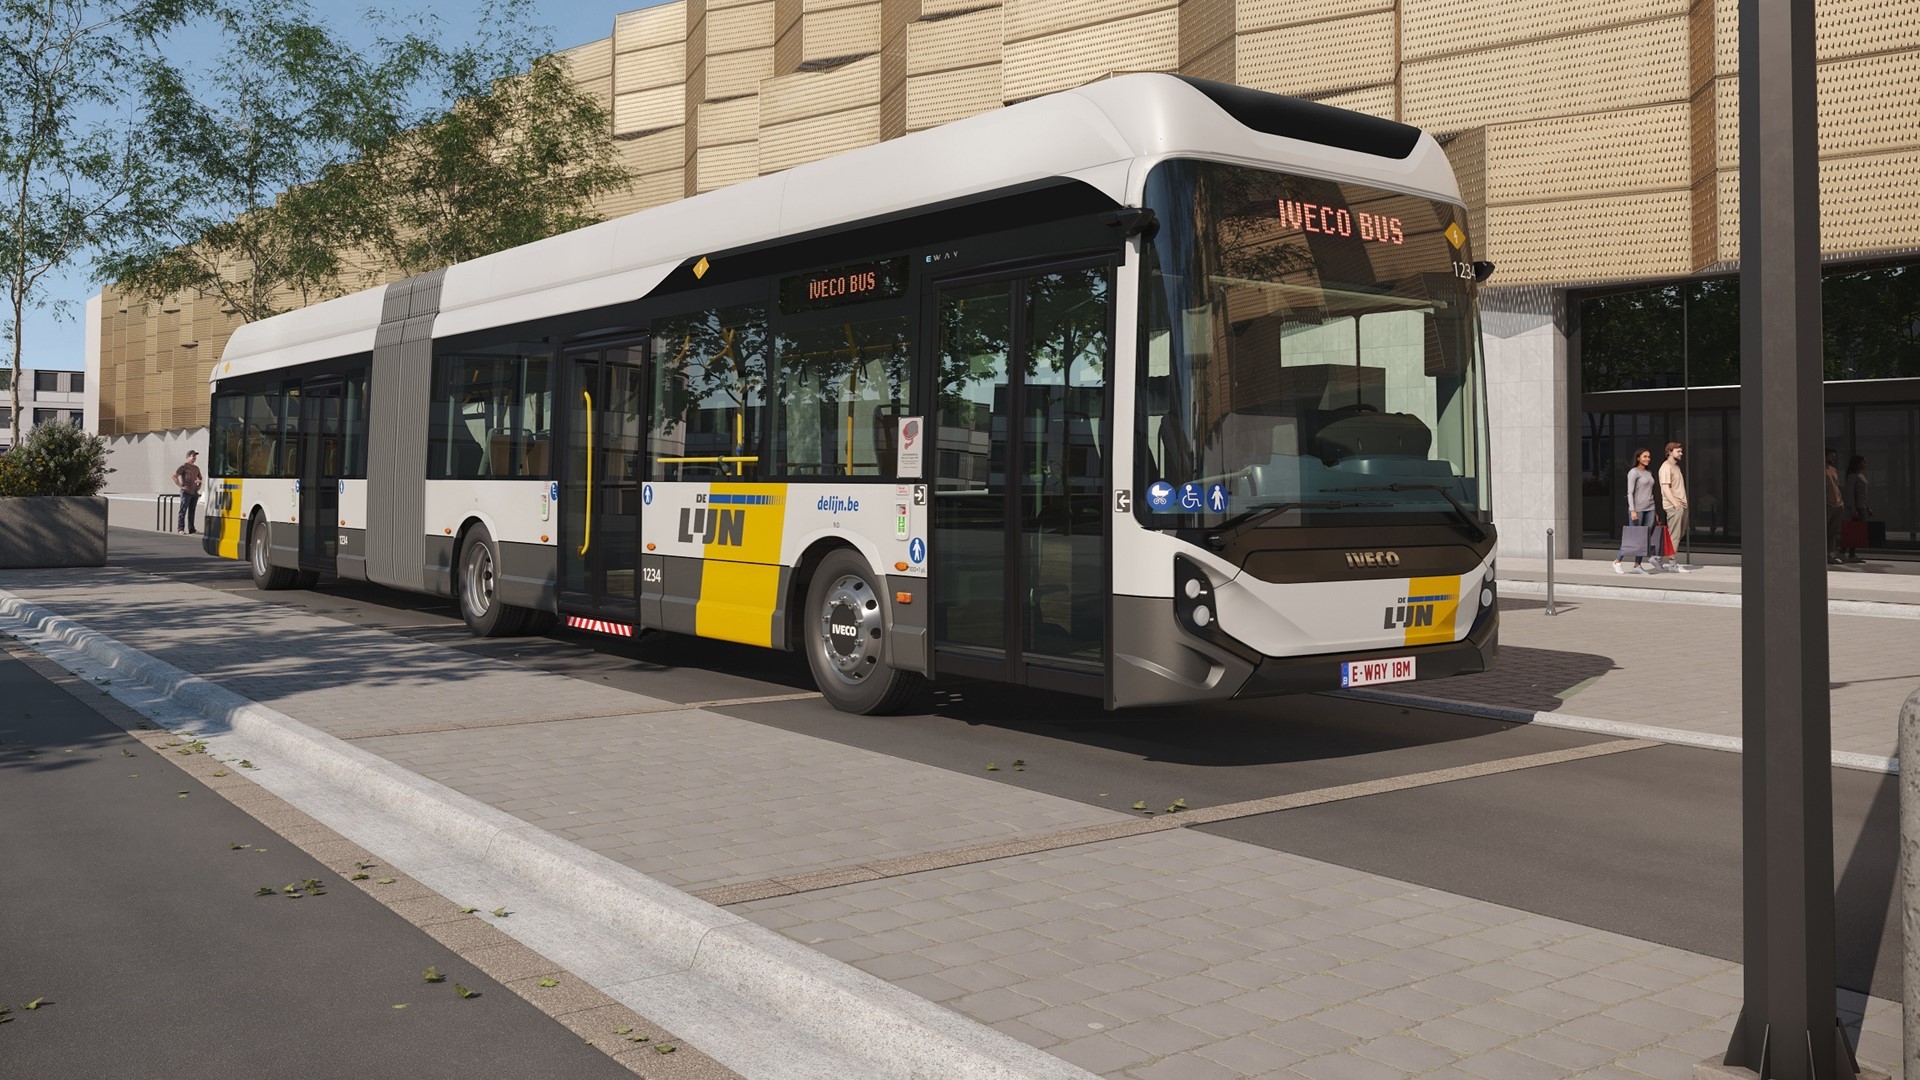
1146,480 -> 1175,512
1179,482 -> 1204,512
908,537 -> 926,565
1205,484 -> 1229,513
642,484 -> 654,505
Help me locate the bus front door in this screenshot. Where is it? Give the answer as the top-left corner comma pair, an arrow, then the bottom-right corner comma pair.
558,344 -> 647,624
930,263 -> 1113,697
297,379 -> 344,574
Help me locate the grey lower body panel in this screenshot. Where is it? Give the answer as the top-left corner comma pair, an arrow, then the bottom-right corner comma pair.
334,528 -> 369,582
885,575 -> 929,675
497,541 -> 557,612
423,535 -> 455,597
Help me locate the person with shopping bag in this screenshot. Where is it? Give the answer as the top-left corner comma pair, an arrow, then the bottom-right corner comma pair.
1613,447 -> 1658,575
1656,441 -> 1690,572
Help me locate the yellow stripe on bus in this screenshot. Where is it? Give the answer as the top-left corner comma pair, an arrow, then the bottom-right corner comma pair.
216,480 -> 245,560
695,560 -> 781,647
1402,575 -> 1461,647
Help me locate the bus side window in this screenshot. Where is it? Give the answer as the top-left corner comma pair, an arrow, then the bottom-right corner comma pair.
649,305 -> 766,481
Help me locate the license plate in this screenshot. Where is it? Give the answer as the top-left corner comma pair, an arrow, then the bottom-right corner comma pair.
1341,656 -> 1416,687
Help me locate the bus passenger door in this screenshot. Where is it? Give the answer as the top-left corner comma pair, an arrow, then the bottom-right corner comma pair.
929,262 -> 1113,697
558,344 -> 647,624
297,379 -> 344,573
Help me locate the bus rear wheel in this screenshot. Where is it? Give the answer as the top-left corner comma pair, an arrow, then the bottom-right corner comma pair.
248,515 -> 299,591
803,549 -> 922,715
458,525 -> 531,638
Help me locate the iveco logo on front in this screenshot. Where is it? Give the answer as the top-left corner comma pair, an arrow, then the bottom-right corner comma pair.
1346,551 -> 1402,568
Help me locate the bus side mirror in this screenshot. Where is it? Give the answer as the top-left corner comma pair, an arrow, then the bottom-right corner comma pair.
1472,261 -> 1495,283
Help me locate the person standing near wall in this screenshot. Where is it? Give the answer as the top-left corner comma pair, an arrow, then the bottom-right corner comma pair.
1824,448 -> 1846,565
1843,454 -> 1871,563
172,450 -> 203,535
1658,441 -> 1690,572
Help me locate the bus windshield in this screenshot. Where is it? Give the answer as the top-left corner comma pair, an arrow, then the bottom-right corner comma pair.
1138,159 -> 1489,528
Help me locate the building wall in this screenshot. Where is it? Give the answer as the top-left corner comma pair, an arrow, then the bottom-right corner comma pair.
93,0 -> 1920,553
0,367 -> 96,451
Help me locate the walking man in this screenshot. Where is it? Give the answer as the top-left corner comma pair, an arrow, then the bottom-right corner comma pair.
1824,447 -> 1845,565
173,449 -> 203,535
1658,441 -> 1689,571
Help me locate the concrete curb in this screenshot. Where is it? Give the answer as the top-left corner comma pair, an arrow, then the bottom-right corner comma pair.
1500,578 -> 1920,620
0,590 -> 1100,1080
1333,686 -> 1900,776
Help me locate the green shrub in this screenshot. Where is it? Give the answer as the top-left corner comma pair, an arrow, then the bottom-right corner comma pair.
0,422 -> 112,497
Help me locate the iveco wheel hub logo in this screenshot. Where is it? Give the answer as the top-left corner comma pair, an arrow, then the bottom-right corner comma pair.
828,605 -> 861,655
1346,550 -> 1402,568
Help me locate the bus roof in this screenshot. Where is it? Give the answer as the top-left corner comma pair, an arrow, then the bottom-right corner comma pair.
214,74 -> 1459,382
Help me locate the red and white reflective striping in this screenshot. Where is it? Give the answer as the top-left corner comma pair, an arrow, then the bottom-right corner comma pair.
564,615 -> 634,637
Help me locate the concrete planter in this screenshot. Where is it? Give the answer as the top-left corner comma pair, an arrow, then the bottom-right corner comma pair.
0,496 -> 108,568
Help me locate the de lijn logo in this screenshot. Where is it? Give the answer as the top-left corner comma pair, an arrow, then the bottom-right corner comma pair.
679,507 -> 745,546
1384,592 -> 1448,630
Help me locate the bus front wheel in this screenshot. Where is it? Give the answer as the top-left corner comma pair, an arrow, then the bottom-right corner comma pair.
803,549 -> 922,715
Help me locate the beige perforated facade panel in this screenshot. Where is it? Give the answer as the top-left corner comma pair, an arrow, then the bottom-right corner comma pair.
1487,190 -> 1693,284
1403,16 -> 1689,134
562,39 -> 614,112
1178,0 -> 1231,65
1402,0 -> 1685,63
697,96 -> 762,146
1239,0 -> 1391,33
618,42 -> 688,95
1443,128 -> 1488,254
1003,0 -> 1173,44
905,64 -> 1003,130
616,1 -> 688,52
1002,8 -> 1176,102
908,6 -> 1002,76
1819,0 -> 1920,61
762,56 -> 882,125
1486,104 -> 1690,204
696,141 -> 761,191
1237,12 -> 1394,99
1180,37 -> 1234,84
1822,149 -> 1920,258
1818,51 -> 1920,159
615,83 -> 687,134
921,0 -> 991,15
782,2 -> 882,69
706,1 -> 776,52
707,47 -> 778,98
759,104 -> 882,172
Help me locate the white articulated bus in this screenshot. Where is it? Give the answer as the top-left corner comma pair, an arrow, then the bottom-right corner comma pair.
204,74 -> 1498,714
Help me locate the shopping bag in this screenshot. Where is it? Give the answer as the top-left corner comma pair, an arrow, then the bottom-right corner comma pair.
1660,525 -> 1676,557
1619,523 -> 1654,557
1841,520 -> 1869,549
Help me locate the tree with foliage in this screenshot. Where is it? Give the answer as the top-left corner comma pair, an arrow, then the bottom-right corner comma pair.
343,45 -> 632,275
98,0 -> 422,322
0,417 -> 111,496
0,0 -> 191,432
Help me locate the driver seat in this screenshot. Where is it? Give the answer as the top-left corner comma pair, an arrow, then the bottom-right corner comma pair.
1315,410 -> 1432,462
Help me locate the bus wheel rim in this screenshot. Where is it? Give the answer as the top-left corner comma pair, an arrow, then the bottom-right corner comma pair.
817,573 -> 882,685
252,526 -> 267,576
464,542 -> 494,617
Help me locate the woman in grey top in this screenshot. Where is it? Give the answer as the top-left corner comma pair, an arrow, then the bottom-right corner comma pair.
1613,447 -> 1657,574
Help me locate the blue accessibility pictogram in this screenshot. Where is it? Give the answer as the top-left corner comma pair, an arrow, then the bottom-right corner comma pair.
1179,482 -> 1204,511
642,483 -> 654,506
908,536 -> 926,565
337,479 -> 346,496
1145,480 -> 1175,512
549,480 -> 560,504
1205,483 -> 1229,513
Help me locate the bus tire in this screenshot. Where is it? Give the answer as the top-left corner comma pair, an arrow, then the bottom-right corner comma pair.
521,610 -> 557,636
248,514 -> 299,591
457,525 -> 527,638
803,549 -> 922,715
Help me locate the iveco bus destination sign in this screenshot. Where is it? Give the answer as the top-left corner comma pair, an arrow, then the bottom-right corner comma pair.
779,257 -> 909,314
1277,199 -> 1405,245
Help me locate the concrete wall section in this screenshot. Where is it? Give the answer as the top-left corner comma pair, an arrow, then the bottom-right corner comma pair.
103,428 -> 208,495
1480,287 -> 1572,560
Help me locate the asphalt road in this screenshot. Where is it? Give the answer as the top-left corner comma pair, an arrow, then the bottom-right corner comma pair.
0,647 -> 638,1080
56,528 -> 1908,1003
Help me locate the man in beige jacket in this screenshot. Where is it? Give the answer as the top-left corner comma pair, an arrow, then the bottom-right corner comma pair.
1658,442 -> 1690,571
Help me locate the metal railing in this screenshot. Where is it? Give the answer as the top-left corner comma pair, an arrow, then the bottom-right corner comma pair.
1545,528 -> 1557,616
156,494 -> 179,532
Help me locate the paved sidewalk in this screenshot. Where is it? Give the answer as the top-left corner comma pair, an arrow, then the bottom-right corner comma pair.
1499,556 -> 1920,608
0,565 -> 1902,1079
1350,560 -> 1920,765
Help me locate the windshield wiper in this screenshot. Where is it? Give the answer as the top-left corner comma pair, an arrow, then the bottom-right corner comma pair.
1325,483 -> 1487,542
1207,499 -> 1392,548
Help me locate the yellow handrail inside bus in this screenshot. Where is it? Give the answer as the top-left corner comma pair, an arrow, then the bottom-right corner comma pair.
578,390 -> 593,557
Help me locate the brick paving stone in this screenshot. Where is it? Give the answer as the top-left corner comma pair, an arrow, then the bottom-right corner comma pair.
1352,1033 -> 1461,1073
1130,1052 -> 1243,1080
1195,1033 -> 1304,1075
1454,1046 -> 1574,1080
1288,1050 -> 1408,1080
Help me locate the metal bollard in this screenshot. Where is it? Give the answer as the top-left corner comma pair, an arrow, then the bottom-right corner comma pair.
1545,527 -> 1557,616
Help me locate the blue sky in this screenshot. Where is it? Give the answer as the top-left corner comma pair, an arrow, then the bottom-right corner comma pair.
21,0 -> 670,371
